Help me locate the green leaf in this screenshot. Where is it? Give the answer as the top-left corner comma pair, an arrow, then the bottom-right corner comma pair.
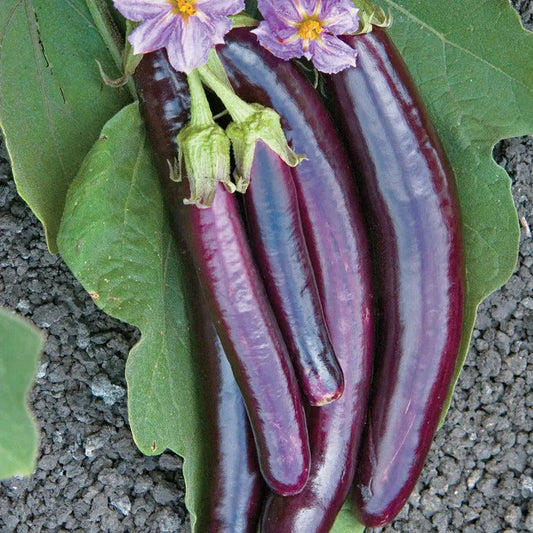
0,0 -> 131,253
56,103 -> 210,529
0,308 -> 43,480
332,496 -> 366,533
332,1 -> 532,530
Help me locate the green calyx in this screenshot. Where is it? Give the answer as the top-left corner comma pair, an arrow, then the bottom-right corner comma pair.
230,13 -> 259,29
352,0 -> 392,34
226,105 -> 306,192
177,51 -> 305,205
176,123 -> 233,208
177,69 -> 233,208
198,51 -> 305,192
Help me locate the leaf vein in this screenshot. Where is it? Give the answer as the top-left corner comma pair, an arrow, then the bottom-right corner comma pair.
24,0 -> 68,179
383,0 -> 532,94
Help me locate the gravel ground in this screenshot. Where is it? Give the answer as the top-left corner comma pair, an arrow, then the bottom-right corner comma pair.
1,4 -> 532,532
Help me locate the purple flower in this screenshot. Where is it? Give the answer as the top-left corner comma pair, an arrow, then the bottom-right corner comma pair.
252,0 -> 359,73
113,0 -> 245,73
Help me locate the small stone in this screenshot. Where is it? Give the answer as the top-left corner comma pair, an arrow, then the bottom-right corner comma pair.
431,511 -> 449,533
158,454 -> 182,471
467,469 -> 482,489
504,504 -> 522,527
508,353 -> 528,375
520,475 -> 533,493
39,455 -> 58,471
90,375 -> 125,406
158,509 -> 183,532
153,481 -> 180,505
521,296 -> 533,310
479,350 -> 501,378
89,493 -> 109,517
3,514 -> 19,530
525,510 -> 533,530
420,492 -> 441,517
32,303 -> 66,328
36,362 -> 48,379
109,494 -> 131,516
133,477 -> 153,495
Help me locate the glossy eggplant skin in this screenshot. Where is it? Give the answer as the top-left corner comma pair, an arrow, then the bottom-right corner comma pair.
197,330 -> 265,533
133,51 -> 310,497
220,30 -> 374,532
244,141 -> 344,406
328,29 -> 465,527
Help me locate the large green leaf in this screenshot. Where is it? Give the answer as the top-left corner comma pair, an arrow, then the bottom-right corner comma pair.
56,103 -> 210,529
0,308 -> 43,480
0,0 -> 131,253
332,1 -> 532,530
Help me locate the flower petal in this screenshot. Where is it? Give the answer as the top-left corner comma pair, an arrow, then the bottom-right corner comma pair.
309,33 -> 357,73
113,0 -> 170,21
128,10 -> 177,54
298,0 -> 321,17
195,0 -> 245,17
252,21 -> 304,61
320,0 -> 359,34
208,16 -> 233,45
256,0 -> 304,26
166,17 -> 212,73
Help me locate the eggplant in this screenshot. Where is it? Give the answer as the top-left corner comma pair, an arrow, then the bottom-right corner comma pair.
133,50 -> 310,497
197,328 -> 265,532
219,29 -> 374,532
175,228 -> 264,531
244,140 -> 344,406
327,29 -> 466,527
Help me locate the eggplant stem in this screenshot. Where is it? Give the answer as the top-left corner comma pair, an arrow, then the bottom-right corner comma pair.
84,0 -> 137,99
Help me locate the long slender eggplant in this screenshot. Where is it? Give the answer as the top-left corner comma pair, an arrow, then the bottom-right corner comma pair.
244,140 -> 344,406
133,51 -> 310,496
328,29 -> 465,527
219,30 -> 374,532
175,228 -> 264,531
197,329 -> 265,533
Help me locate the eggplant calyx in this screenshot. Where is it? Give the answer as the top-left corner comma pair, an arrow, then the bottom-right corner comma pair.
226,106 -> 306,193
352,1 -> 392,34
177,123 -> 233,208
176,69 -> 233,208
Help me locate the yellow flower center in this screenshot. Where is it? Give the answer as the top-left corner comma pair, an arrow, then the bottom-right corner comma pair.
297,19 -> 323,41
170,0 -> 197,17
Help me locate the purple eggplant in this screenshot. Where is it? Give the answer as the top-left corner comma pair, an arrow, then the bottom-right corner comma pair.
133,51 -> 310,497
244,140 -> 344,406
176,236 -> 264,531
197,329 -> 265,532
219,29 -> 374,532
327,29 -> 465,527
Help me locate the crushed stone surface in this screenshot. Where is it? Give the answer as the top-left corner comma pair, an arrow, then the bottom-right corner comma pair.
0,2 -> 532,531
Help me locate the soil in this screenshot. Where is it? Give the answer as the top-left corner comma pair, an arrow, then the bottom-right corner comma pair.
0,2 -> 532,531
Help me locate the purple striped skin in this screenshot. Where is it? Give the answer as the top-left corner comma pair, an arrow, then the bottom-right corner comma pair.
328,30 -> 465,527
133,51 -> 310,497
219,30 -> 374,532
244,140 -> 344,406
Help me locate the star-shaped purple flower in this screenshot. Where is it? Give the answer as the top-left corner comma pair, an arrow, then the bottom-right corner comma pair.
252,0 -> 359,73
113,0 -> 245,73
